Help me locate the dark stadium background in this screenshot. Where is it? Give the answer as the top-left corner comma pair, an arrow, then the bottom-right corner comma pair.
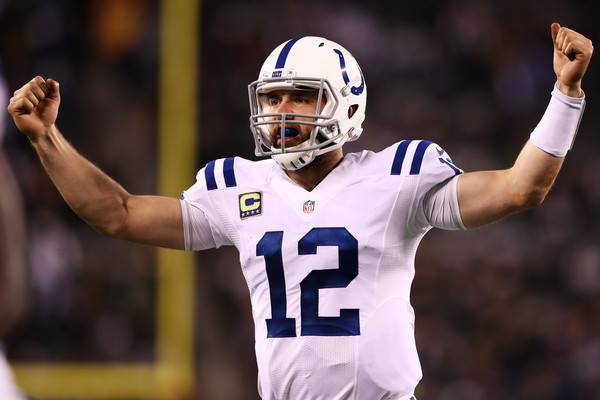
1,0 -> 599,398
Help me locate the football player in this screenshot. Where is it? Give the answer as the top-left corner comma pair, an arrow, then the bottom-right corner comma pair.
7,23 -> 593,399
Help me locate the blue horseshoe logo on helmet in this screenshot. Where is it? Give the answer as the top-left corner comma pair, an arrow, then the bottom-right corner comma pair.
333,49 -> 365,96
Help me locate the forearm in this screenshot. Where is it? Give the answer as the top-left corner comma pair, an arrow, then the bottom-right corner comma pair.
458,91 -> 580,228
506,140 -> 564,206
8,77 -> 185,248
30,125 -> 130,236
506,84 -> 586,205
457,147 -> 561,229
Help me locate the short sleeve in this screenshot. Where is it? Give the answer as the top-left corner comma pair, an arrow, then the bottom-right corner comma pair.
422,175 -> 466,230
410,142 -> 464,231
180,166 -> 234,250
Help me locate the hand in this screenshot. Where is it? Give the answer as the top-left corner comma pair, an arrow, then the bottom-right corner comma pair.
551,23 -> 593,97
7,76 -> 61,140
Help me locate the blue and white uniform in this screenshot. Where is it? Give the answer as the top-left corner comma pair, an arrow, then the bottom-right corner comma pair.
181,140 -> 464,400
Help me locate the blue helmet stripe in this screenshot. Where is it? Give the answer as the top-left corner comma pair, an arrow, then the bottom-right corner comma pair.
223,157 -> 237,187
333,49 -> 351,85
205,160 -> 217,190
391,140 -> 412,175
333,49 -> 365,96
410,140 -> 433,175
275,37 -> 302,69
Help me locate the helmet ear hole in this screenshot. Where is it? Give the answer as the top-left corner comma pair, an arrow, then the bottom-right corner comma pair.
348,105 -> 359,118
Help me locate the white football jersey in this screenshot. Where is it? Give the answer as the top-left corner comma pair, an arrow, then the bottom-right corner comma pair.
181,140 -> 464,400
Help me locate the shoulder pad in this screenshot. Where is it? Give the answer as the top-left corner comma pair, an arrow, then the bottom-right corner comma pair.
390,140 -> 462,176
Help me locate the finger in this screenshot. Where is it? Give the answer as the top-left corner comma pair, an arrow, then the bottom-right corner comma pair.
566,37 -> 594,60
46,79 -> 60,101
22,91 -> 40,107
28,83 -> 47,102
30,76 -> 44,83
557,29 -> 567,51
560,30 -> 592,56
561,27 -> 587,42
8,97 -> 35,114
556,29 -> 563,50
30,75 -> 45,87
13,86 -> 26,97
551,22 -> 560,48
30,77 -> 50,98
560,30 -> 572,52
9,93 -> 33,105
563,41 -> 574,60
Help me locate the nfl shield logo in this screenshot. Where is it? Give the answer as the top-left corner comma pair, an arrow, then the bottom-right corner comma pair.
303,200 -> 315,214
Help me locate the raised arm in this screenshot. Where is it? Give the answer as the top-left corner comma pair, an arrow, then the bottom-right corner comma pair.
457,23 -> 593,228
7,77 -> 184,249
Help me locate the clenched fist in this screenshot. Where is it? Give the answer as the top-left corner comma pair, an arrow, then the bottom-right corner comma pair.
7,76 -> 61,140
551,23 -> 594,97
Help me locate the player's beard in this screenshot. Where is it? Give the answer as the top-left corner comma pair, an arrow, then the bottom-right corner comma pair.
269,124 -> 308,149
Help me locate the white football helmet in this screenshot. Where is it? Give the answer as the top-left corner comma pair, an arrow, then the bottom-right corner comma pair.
248,36 -> 367,170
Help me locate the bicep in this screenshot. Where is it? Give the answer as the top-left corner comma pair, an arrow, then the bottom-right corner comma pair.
457,169 -> 518,229
119,195 -> 184,249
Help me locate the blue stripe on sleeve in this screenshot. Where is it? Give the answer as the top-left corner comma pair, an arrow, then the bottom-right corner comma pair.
205,160 -> 217,190
391,140 -> 412,175
275,37 -> 302,69
223,157 -> 237,187
409,140 -> 433,175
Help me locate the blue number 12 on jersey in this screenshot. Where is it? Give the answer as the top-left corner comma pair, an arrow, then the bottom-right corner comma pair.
256,227 -> 360,338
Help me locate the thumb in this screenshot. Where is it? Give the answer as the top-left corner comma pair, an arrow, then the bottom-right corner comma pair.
46,78 -> 61,101
551,22 -> 560,49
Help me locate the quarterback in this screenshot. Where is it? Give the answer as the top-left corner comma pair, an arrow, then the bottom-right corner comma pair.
7,23 -> 593,399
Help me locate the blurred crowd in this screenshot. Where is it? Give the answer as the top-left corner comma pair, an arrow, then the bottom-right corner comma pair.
1,0 -> 599,399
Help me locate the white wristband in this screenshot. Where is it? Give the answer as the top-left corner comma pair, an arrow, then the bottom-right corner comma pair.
530,85 -> 586,157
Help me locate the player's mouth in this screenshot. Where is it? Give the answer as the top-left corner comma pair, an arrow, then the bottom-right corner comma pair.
278,127 -> 300,138
271,127 -> 303,148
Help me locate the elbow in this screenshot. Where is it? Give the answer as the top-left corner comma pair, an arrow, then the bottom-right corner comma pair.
512,186 -> 549,211
523,190 -> 548,209
82,196 -> 130,239
97,220 -> 128,239
505,167 -> 554,211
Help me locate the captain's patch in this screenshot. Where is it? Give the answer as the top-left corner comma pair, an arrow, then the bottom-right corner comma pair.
239,192 -> 262,219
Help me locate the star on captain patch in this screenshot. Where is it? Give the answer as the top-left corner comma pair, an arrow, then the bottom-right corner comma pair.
303,200 -> 315,214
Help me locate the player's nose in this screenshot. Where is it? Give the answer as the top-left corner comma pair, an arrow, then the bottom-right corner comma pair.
275,96 -> 295,114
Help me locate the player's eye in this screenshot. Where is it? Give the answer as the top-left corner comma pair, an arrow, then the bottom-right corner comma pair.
267,96 -> 281,107
294,95 -> 315,105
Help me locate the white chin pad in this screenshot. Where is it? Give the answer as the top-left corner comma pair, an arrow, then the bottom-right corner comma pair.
271,141 -> 316,170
